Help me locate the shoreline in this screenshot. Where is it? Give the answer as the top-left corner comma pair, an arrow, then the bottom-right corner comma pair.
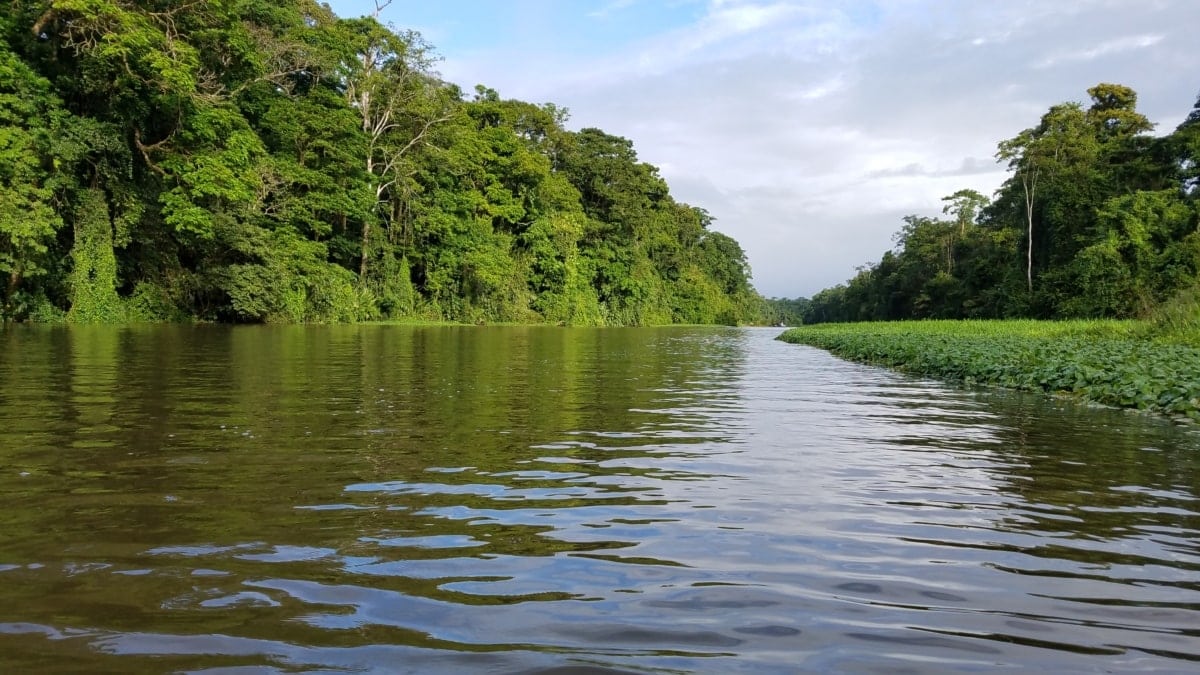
777,320 -> 1200,423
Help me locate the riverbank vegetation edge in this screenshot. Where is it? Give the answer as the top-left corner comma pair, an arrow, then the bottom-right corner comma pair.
777,320 -> 1200,422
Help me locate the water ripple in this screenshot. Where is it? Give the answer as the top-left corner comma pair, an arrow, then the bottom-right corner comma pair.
1,326 -> 1198,672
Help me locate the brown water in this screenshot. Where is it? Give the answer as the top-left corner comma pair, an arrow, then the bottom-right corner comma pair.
0,325 -> 1197,673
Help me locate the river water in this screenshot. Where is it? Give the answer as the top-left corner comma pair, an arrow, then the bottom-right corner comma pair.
0,325 -> 1197,673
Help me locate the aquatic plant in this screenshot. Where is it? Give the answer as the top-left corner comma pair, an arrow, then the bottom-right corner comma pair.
778,320 -> 1200,421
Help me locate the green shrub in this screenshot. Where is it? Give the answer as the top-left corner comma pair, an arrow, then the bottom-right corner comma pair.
1149,281 -> 1200,337
126,282 -> 189,322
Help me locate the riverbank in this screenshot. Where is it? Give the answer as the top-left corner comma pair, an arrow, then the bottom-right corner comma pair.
777,320 -> 1200,421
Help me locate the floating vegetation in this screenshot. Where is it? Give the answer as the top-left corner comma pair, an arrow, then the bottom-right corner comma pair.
778,320 -> 1200,421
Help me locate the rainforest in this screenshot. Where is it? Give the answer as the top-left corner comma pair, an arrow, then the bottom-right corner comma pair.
0,1 -> 762,325
769,82 -> 1200,421
795,83 -> 1200,327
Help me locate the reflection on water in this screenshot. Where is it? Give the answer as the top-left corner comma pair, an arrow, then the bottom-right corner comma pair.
0,325 -> 1197,672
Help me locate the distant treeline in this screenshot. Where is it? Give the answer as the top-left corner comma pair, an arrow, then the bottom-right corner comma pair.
0,1 -> 762,324
801,84 -> 1200,324
763,297 -> 810,326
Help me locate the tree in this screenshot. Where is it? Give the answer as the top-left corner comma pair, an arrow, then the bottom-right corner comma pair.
0,39 -> 63,317
1063,190 -> 1197,316
0,0 -> 764,325
1173,91 -> 1200,196
941,189 -> 989,236
335,3 -> 452,281
1086,83 -> 1153,141
997,102 -> 1096,293
805,84 -> 1190,323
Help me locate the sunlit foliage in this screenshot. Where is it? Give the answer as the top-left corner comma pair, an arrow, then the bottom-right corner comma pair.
0,2 -> 761,325
804,84 -> 1200,324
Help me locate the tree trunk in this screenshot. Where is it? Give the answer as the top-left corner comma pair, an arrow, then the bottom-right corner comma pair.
4,270 -> 19,316
1022,170 -> 1038,293
359,220 -> 372,280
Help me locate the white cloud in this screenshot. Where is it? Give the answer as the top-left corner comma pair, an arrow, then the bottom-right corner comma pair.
1035,34 -> 1165,69
787,75 -> 847,101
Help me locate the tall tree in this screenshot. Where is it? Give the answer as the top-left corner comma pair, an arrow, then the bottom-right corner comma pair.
997,102 -> 1096,293
336,2 -> 451,281
941,189 -> 988,236
0,36 -> 63,316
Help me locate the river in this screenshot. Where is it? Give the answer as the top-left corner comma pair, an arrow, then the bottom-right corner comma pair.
0,325 -> 1197,673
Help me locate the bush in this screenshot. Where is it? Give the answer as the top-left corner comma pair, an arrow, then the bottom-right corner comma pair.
1149,281 -> 1200,339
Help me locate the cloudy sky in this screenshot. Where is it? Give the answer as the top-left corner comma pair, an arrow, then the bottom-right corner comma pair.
328,0 -> 1199,298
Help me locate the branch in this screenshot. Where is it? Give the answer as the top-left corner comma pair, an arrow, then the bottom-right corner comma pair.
133,127 -> 174,177
392,112 -> 452,159
31,8 -> 55,36
372,0 -> 394,19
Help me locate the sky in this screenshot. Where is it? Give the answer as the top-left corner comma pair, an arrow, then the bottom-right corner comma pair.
327,0 -> 1199,298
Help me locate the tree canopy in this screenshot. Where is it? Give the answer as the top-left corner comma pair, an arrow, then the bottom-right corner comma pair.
0,1 -> 763,325
803,83 -> 1200,324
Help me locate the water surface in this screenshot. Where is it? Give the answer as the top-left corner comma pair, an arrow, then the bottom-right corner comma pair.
0,326 -> 1197,672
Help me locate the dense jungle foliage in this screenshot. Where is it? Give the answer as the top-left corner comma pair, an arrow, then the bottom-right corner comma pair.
0,1 -> 762,324
802,84 -> 1200,324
